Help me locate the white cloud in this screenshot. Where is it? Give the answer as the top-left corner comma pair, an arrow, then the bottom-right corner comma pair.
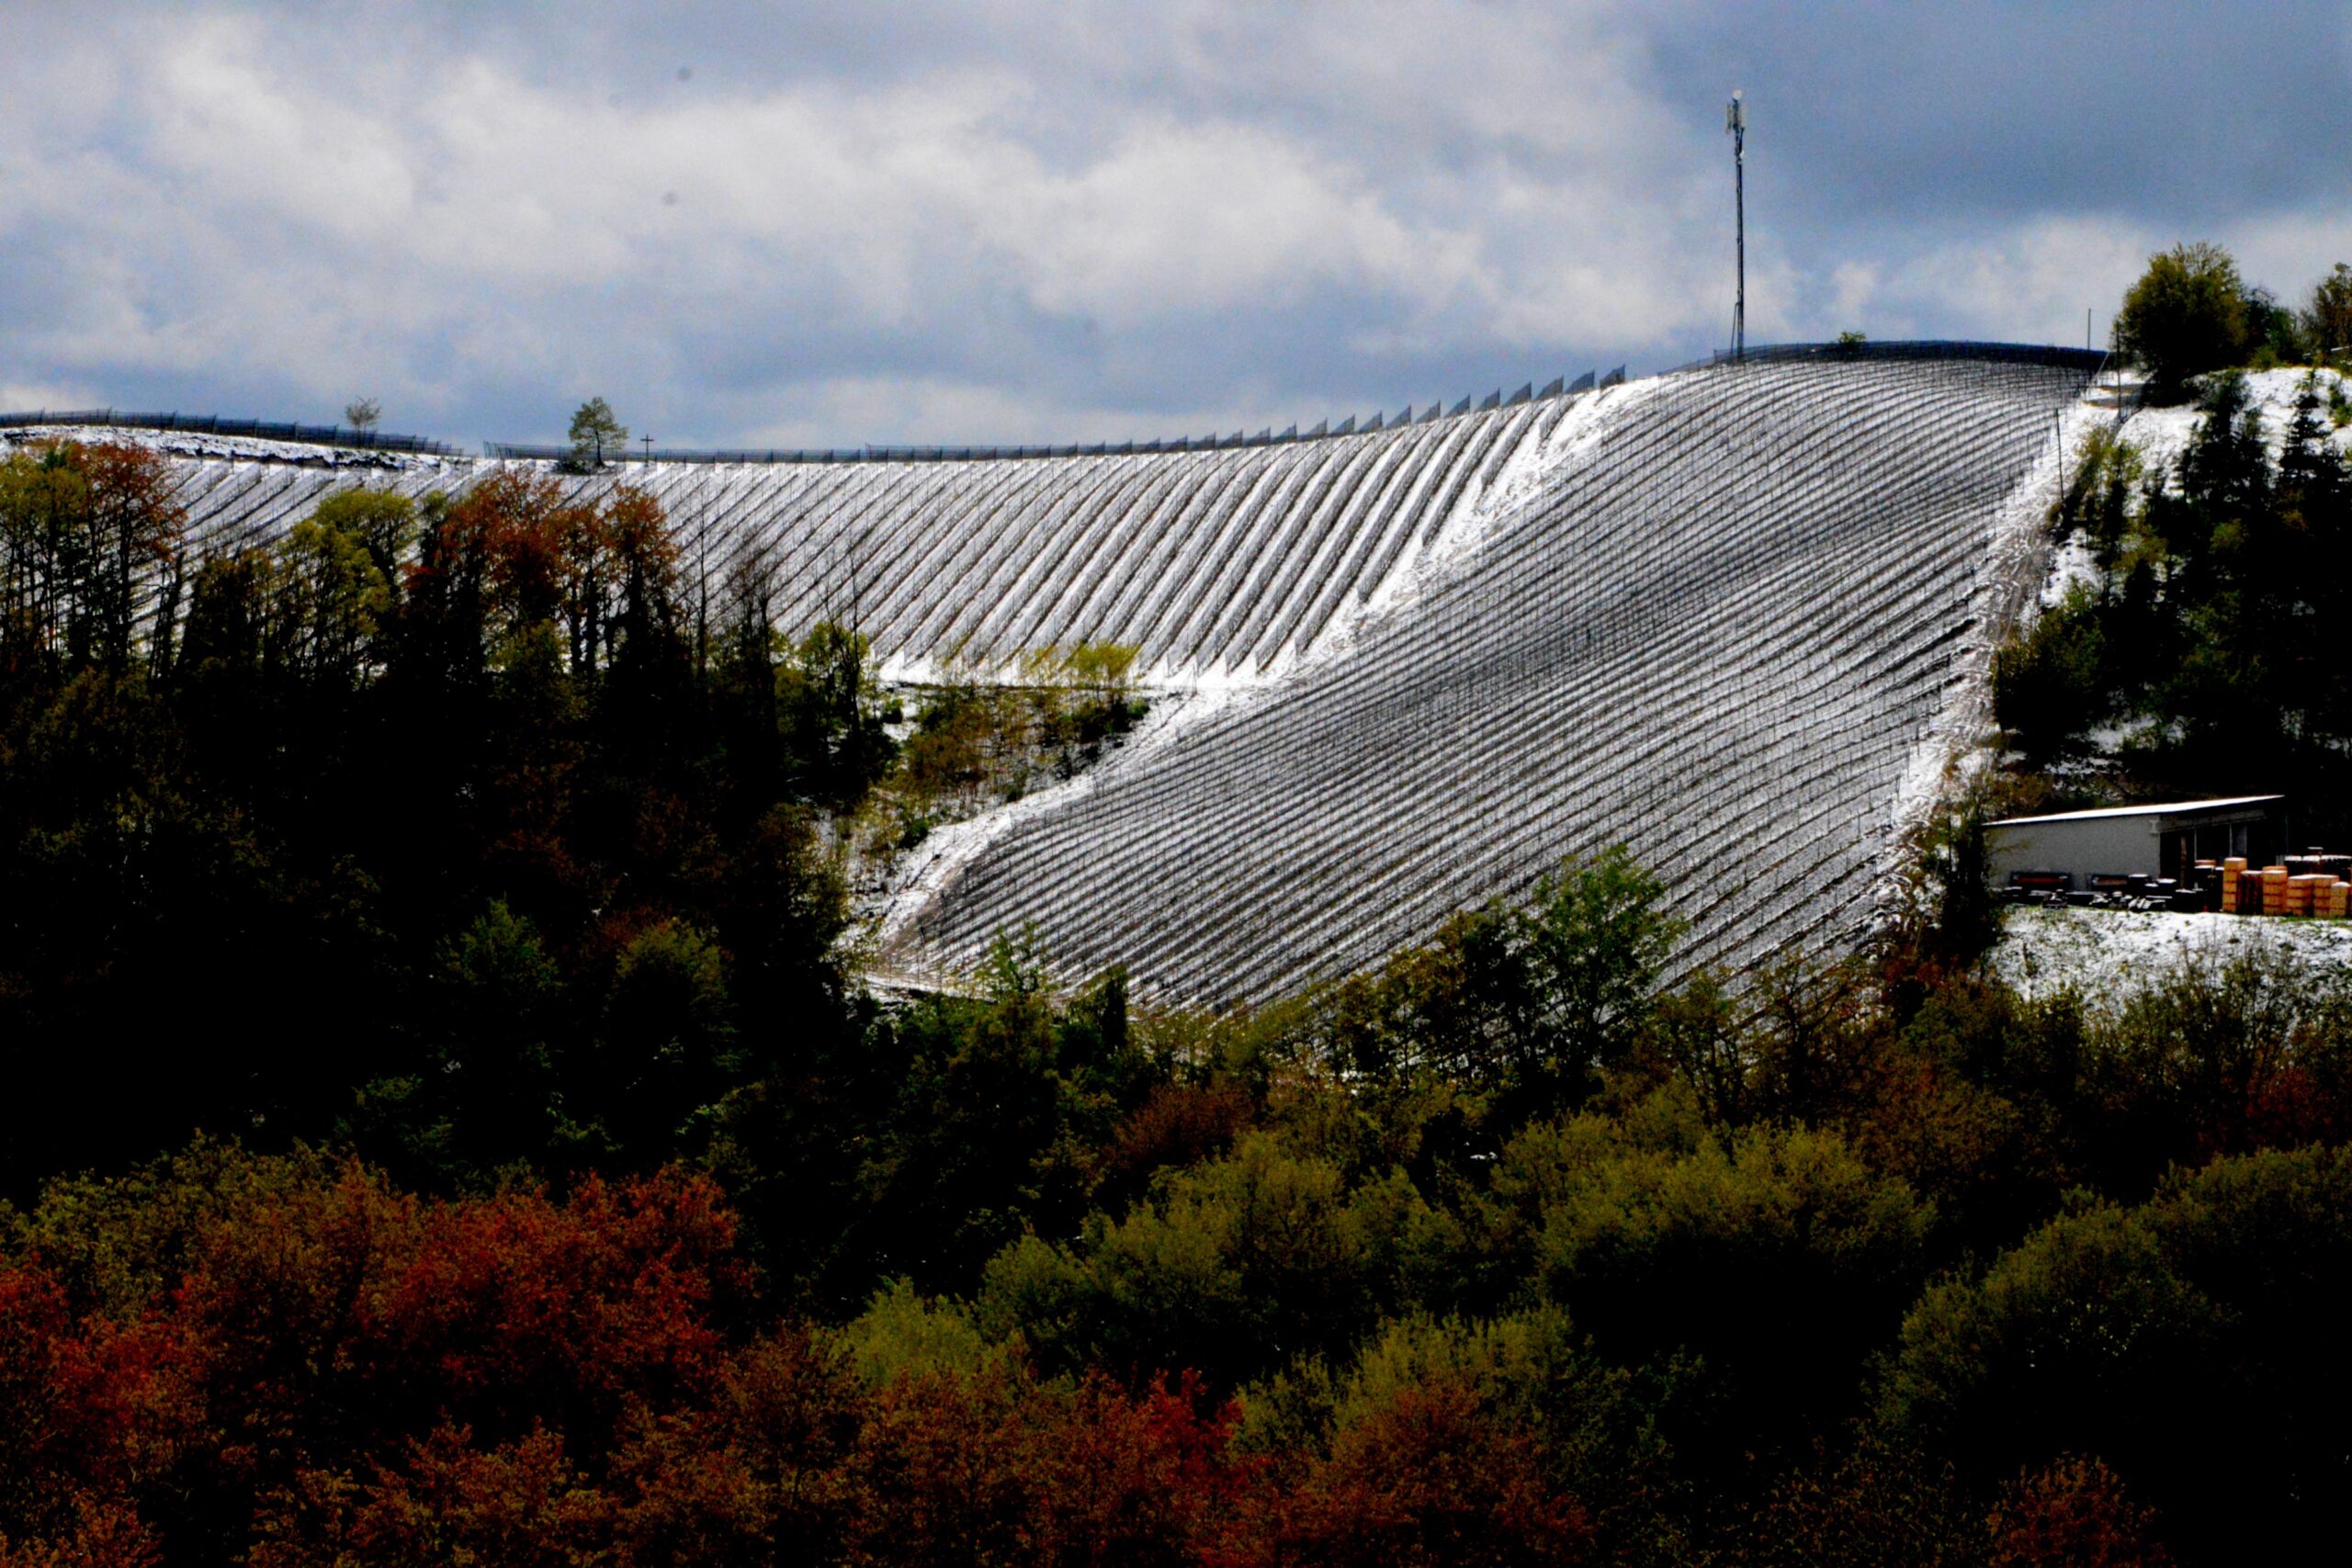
0,380 -> 103,414
1857,216 -> 2160,347
0,3 -> 2343,443
2237,211 -> 2352,306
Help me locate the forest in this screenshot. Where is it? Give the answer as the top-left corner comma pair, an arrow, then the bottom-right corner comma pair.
1994,358 -> 2352,829
5,318 -> 2352,1564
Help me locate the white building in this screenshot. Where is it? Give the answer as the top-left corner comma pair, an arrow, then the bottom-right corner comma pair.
1986,795 -> 2288,887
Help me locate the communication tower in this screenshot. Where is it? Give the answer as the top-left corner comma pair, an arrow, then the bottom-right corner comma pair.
1726,91 -> 1747,361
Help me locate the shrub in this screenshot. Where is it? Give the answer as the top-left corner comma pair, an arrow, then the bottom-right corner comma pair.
1495,1115 -> 1933,1461
1883,1145 -> 2352,1562
1984,1455 -> 2172,1568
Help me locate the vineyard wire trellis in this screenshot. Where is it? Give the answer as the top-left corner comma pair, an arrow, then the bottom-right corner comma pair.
0,409 -> 463,457
35,343 -> 2101,1002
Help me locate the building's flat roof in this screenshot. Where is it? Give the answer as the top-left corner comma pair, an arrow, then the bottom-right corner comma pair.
1987,795 -> 2284,827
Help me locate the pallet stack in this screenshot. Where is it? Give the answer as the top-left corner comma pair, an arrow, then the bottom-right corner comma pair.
2215,856 -> 2351,918
2288,874 -> 2319,916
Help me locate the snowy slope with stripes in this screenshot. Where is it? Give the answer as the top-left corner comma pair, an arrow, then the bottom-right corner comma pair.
881,348 -> 2096,1001
15,344 -> 2098,1002
16,394 -> 1559,687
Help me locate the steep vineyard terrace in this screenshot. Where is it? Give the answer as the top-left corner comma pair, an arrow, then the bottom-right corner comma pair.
15,344 -> 2101,1004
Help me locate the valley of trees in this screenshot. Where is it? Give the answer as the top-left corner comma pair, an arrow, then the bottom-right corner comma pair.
6,264 -> 2352,1562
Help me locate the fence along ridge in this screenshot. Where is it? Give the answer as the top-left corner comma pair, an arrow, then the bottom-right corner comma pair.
490,341 -> 2106,466
484,370 -> 1611,468
5,342 -> 2106,472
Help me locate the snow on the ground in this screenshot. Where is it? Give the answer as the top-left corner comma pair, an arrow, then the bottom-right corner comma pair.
0,423 -> 468,471
1306,378 -> 1662,681
1992,906 -> 2352,1001
862,685 -> 1212,974
2040,534 -> 2101,607
2011,368 -> 2351,629
1878,388 -> 2109,929
2112,367 -> 2352,481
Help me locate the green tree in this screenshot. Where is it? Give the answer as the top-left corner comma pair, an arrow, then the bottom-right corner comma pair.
1495,1112 -> 1932,1463
1515,849 -> 1682,1113
2113,243 -> 2253,402
2241,286 -> 2309,367
273,512 -> 393,691
2301,262 -> 2352,362
1883,1144 -> 2352,1563
0,446 -> 90,663
424,902 -> 573,1178
307,488 -> 416,584
593,919 -> 740,1162
778,620 -> 899,808
1992,586 -> 2109,766
568,397 -> 629,468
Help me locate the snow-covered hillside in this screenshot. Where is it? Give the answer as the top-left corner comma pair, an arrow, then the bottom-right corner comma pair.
887,349 -> 2097,999
28,344 -> 2101,1002
2097,366 -> 2352,479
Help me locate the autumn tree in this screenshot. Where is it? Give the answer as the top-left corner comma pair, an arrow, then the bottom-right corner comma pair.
0,441 -> 184,674
1231,1380 -> 1591,1567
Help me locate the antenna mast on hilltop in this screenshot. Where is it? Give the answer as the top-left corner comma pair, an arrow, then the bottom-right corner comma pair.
1725,90 -> 1747,361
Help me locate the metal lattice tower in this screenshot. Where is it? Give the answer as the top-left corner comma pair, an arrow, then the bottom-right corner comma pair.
1726,91 -> 1747,361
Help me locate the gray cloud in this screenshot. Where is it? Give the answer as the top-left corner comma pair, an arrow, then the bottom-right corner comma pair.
2,2 -> 2346,446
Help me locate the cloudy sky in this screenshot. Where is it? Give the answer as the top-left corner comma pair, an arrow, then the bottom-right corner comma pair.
4,1 -> 2348,448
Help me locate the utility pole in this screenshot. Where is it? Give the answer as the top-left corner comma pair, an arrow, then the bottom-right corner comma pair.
1725,91 -> 1747,361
